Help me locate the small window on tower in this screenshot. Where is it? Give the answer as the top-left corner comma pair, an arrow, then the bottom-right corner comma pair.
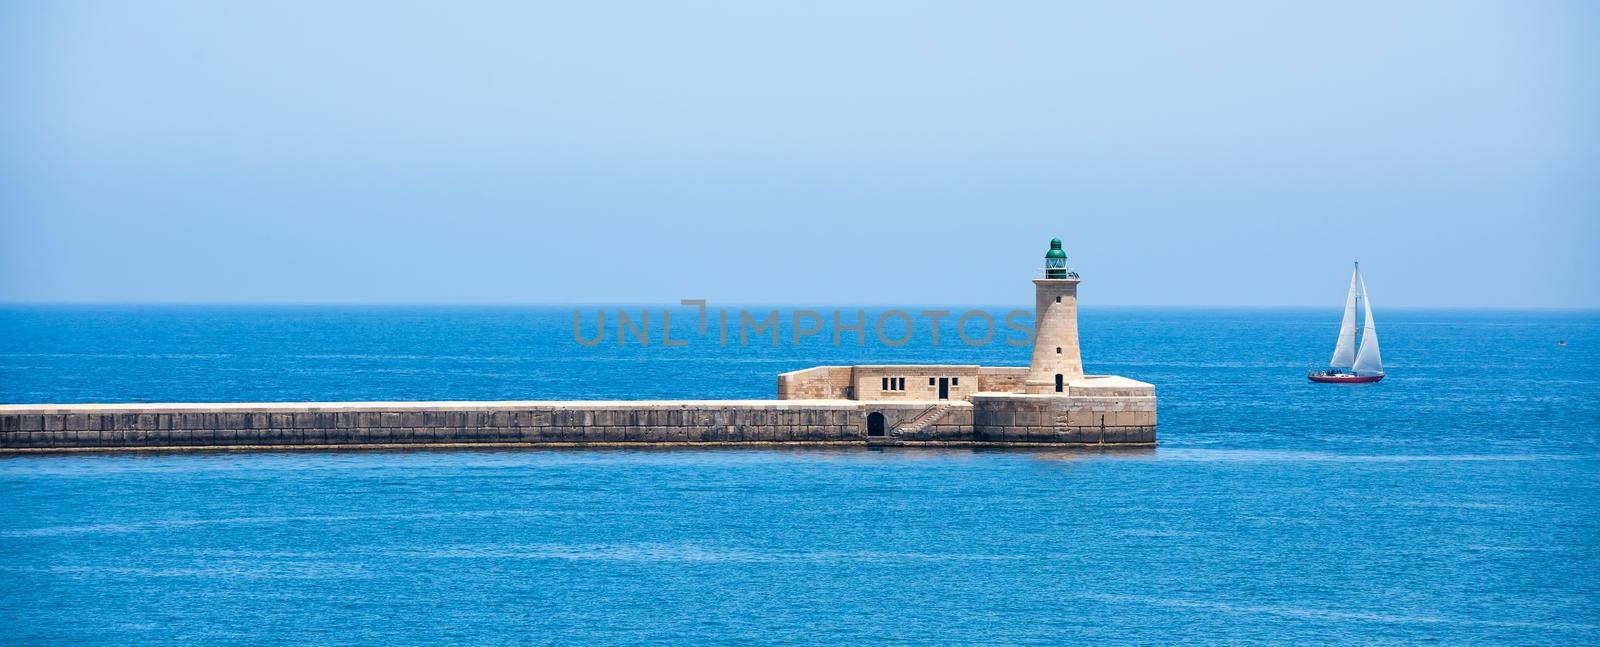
1056,347 -> 1062,354
1056,296 -> 1061,303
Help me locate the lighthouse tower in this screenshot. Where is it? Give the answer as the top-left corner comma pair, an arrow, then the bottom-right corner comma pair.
1024,238 -> 1084,394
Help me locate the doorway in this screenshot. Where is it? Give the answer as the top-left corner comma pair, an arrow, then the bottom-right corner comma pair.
937,377 -> 949,400
867,412 -> 885,437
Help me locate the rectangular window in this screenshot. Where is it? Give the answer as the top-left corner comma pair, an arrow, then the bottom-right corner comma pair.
929,377 -> 936,386
881,377 -> 889,390
952,377 -> 959,386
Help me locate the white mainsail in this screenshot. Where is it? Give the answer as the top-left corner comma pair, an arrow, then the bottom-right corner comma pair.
1329,268 -> 1359,369
1352,271 -> 1383,374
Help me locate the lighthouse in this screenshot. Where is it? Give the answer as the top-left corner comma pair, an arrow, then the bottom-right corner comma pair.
1025,238 -> 1085,394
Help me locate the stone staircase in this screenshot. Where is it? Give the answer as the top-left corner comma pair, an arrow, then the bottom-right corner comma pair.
891,403 -> 954,437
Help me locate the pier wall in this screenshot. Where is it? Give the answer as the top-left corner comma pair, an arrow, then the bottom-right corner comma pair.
0,396 -> 1155,452
971,377 -> 1158,444
0,401 -> 877,450
971,394 -> 1156,444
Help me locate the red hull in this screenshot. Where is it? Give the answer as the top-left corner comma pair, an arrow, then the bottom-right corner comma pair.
1308,373 -> 1384,383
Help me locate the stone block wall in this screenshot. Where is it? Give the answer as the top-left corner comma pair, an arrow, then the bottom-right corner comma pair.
0,400 -> 972,451
0,391 -> 1157,451
970,392 -> 1157,444
776,366 -> 854,400
977,367 -> 1028,392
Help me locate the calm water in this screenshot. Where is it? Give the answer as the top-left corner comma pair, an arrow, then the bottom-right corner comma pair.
2,306 -> 1597,644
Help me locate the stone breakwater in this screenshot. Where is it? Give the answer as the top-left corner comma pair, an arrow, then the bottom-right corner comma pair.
0,393 -> 1155,453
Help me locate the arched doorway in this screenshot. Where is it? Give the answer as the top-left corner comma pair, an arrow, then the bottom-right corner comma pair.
866,412 -> 886,437
1055,374 -> 1064,393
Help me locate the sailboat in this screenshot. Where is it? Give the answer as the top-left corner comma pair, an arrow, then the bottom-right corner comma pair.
1309,262 -> 1385,383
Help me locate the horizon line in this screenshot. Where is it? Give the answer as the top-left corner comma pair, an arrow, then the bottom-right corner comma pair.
1,301 -> 1596,312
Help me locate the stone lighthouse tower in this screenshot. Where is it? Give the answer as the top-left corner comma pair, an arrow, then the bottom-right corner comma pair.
1025,238 -> 1084,394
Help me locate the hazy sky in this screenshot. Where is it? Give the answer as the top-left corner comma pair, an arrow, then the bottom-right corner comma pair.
2,1 -> 1596,307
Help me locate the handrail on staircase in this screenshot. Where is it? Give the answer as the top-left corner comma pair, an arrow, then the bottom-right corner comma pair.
891,404 -> 948,435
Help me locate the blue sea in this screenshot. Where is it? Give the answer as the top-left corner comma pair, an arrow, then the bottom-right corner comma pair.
1,306 -> 1597,644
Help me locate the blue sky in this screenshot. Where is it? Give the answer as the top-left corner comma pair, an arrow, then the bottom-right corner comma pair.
2,1 -> 1596,307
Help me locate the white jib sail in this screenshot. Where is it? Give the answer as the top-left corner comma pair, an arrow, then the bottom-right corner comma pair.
1330,268 -> 1359,369
1352,271 -> 1383,374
